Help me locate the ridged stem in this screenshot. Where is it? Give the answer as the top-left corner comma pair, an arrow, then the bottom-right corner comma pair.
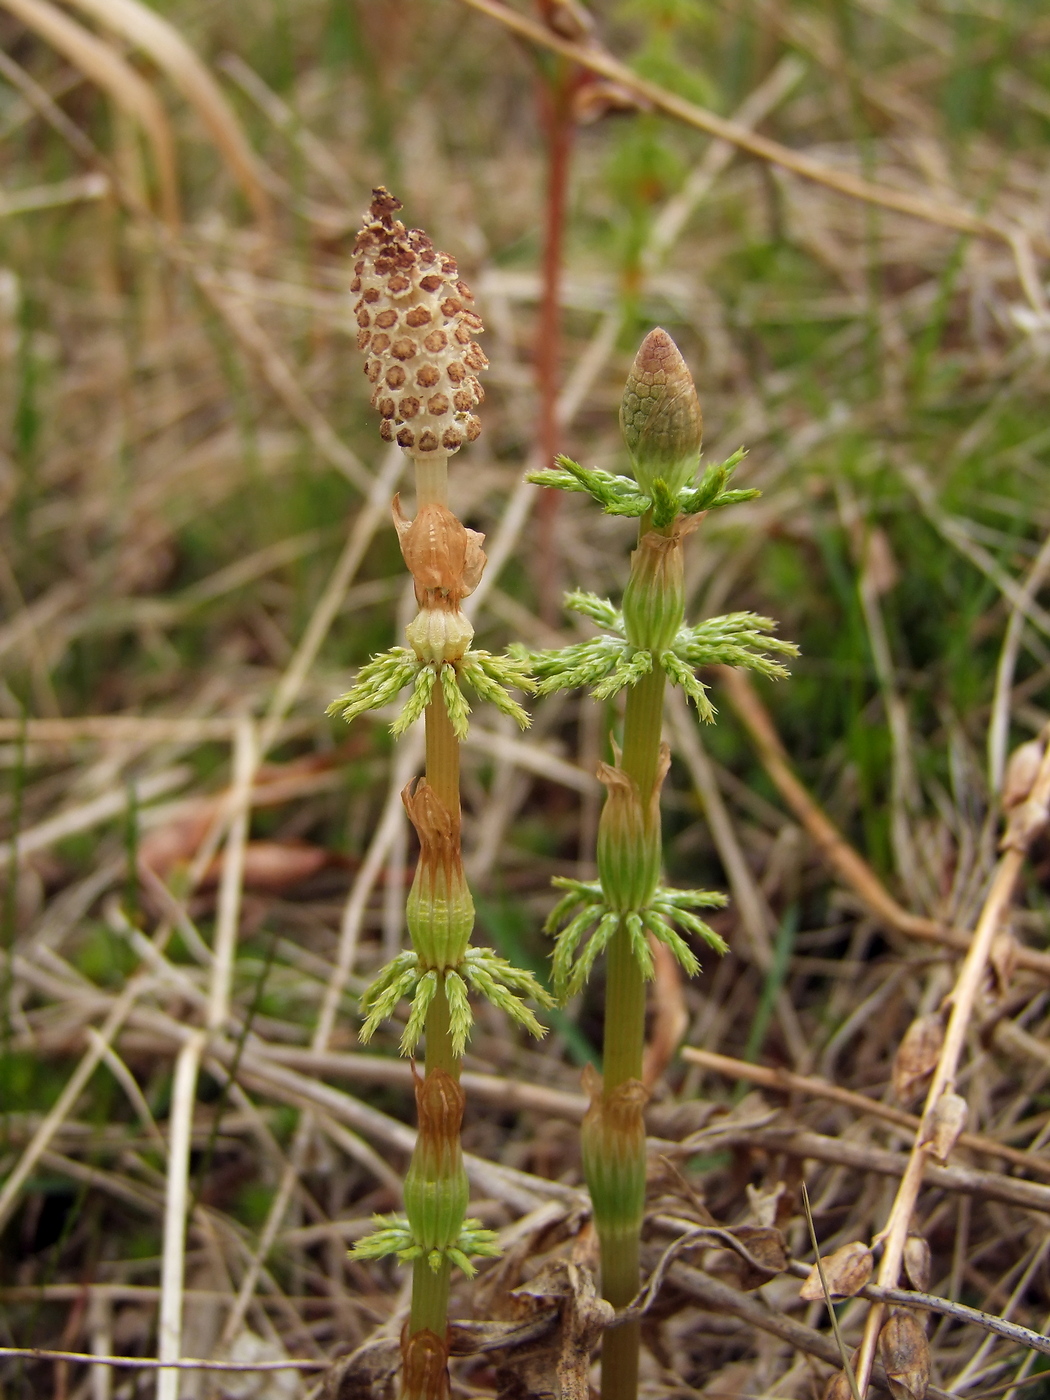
413,450 -> 450,508
620,667 -> 667,817
402,448 -> 466,1389
424,692 -> 460,816
597,547 -> 669,1400
423,976 -> 458,1082
421,694 -> 463,1082
409,1256 -> 452,1339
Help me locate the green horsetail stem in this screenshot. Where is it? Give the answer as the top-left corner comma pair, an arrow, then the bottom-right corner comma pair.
529,328 -> 796,1400
332,190 -> 548,1400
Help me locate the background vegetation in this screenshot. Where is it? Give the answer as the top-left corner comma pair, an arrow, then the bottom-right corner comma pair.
2,0 -> 1050,1396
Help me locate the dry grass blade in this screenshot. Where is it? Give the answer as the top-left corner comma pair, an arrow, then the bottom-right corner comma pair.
0,170 -> 108,216
61,0 -> 271,225
218,50 -> 348,198
206,719 -> 256,1032
0,0 -> 180,224
156,1030 -> 206,1400
988,531 -> 1050,794
5,2 -> 1050,1392
801,1181 -> 863,1400
0,972 -> 154,1234
0,1348 -> 325,1371
158,723 -> 253,1396
189,261 -> 372,493
667,1262 -> 955,1400
783,1260 -> 1050,1361
258,445 -> 404,755
669,689 -> 811,1069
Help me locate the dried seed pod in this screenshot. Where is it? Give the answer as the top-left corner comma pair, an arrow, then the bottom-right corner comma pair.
539,0 -> 594,40
990,928 -> 1018,997
924,1090 -> 967,1162
822,1371 -> 855,1400
799,1240 -> 874,1301
727,1224 -> 788,1289
893,1012 -> 944,1107
880,1309 -> 931,1400
353,189 -> 486,455
572,75 -> 645,123
1002,738 -> 1045,810
903,1233 -> 932,1293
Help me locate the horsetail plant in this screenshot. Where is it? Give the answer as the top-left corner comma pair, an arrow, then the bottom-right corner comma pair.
528,329 -> 797,1400
329,190 -> 552,1400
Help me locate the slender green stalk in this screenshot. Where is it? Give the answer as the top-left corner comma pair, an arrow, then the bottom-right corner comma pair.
597,920 -> 646,1400
530,328 -> 796,1400
619,665 -> 667,803
409,1255 -> 452,1337
422,975 -> 458,1081
603,920 -> 646,1098
424,691 -> 460,822
596,568 -> 666,1400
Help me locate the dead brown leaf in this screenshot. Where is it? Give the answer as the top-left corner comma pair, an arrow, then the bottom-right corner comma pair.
863,526 -> 900,596
496,1259 -> 612,1400
641,937 -> 688,1088
990,930 -> 1019,998
537,0 -> 594,41
800,1240 -> 874,1301
822,1372 -> 856,1400
1003,739 -> 1045,811
324,1335 -> 399,1400
880,1309 -> 931,1400
893,1013 -> 945,1107
903,1234 -> 932,1293
726,1224 -> 788,1290
924,1091 -> 967,1162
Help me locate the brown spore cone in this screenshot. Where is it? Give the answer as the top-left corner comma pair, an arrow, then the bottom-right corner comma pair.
353,188 -> 487,455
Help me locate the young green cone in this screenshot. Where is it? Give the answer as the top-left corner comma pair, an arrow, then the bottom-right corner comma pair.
619,328 -> 703,496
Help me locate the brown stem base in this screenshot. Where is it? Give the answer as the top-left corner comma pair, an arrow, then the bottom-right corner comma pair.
601,1316 -> 641,1400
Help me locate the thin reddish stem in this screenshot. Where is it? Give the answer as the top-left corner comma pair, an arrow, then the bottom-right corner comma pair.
533,63 -> 576,624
